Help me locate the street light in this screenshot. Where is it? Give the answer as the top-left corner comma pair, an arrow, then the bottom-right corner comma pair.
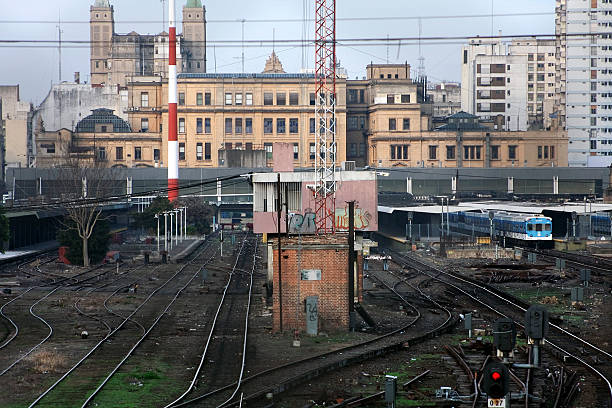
154,214 -> 160,253
174,209 -> 179,246
164,211 -> 168,252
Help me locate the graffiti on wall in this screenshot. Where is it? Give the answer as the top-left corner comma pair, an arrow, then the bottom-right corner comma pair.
289,209 -> 317,234
288,205 -> 372,234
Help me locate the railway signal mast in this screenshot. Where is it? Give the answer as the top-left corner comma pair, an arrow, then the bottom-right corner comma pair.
314,0 -> 337,233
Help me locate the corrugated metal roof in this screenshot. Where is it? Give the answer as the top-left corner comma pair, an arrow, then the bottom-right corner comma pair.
378,205 -> 479,214
459,201 -> 612,215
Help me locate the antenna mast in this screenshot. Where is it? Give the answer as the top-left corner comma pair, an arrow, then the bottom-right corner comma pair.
314,0 -> 337,234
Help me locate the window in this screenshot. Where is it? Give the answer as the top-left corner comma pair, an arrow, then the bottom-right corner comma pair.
348,116 -> 358,130
310,93 -> 316,106
289,93 -> 299,105
97,147 -> 106,160
348,89 -> 358,104
508,145 -> 517,160
154,149 -> 160,161
387,94 -> 395,104
264,143 -> 273,160
428,145 -> 437,160
179,118 -> 185,133
446,145 -> 456,160
235,118 -> 243,134
277,118 -> 286,133
196,143 -> 203,160
245,93 -> 253,105
402,118 -> 410,130
116,146 -> 123,160
141,118 -> 149,132
390,145 -> 396,160
464,146 -> 482,160
391,145 -> 409,160
293,143 -> 299,160
179,143 -> 185,160
134,147 -> 142,160
264,93 -> 274,105
245,118 -> 253,134
359,143 -> 366,157
290,118 -> 299,133
551,146 -> 555,159
310,118 -> 316,133
544,145 -> 549,159
310,143 -> 316,160
225,143 -> 232,150
179,92 -> 185,106
491,145 -> 500,160
235,93 -> 243,106
401,94 -> 410,103
205,92 -> 211,105
225,118 -> 233,134
359,116 -> 366,129
141,92 -> 149,107
264,118 -> 273,133
196,93 -> 203,106
196,118 -> 203,134
225,93 -> 233,105
205,118 -> 211,133
246,143 -> 253,150
389,118 -> 397,131
276,92 -> 286,106
591,140 -> 597,150
205,143 -> 211,160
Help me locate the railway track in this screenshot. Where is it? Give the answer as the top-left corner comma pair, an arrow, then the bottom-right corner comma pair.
171,255 -> 456,407
27,237 -> 217,407
520,247 -> 612,275
164,233 -> 255,407
0,263 -> 115,375
388,248 -> 612,407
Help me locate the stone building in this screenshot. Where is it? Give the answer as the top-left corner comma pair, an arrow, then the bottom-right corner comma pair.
429,82 -> 462,119
90,0 -> 206,87
0,86 -> 33,169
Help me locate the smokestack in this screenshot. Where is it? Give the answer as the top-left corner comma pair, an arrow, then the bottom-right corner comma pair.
168,0 -> 179,202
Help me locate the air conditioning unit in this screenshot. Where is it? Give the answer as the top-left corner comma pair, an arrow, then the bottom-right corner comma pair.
341,161 -> 356,171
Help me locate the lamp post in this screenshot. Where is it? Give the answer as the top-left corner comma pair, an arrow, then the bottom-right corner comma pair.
155,214 -> 160,253
174,209 -> 179,246
164,212 -> 168,253
169,211 -> 174,250
184,206 -> 187,238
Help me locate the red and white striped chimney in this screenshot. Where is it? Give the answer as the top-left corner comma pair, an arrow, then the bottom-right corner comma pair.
167,0 -> 179,202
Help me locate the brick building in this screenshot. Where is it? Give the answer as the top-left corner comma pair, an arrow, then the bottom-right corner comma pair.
272,235 -> 363,333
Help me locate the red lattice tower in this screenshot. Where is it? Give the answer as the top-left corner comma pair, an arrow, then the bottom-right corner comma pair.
314,0 -> 337,234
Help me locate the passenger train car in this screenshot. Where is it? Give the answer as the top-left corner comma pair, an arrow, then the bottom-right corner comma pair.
448,211 -> 553,244
591,212 -> 611,237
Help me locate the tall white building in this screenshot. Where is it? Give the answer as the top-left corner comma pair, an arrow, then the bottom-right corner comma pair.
557,0 -> 612,167
461,39 -> 529,131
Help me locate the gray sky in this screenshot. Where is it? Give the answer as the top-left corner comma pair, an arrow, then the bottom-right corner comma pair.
0,0 -> 554,105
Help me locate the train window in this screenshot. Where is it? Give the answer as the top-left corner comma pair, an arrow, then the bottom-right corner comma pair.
527,224 -> 534,231
536,224 -> 543,231
545,224 -> 551,231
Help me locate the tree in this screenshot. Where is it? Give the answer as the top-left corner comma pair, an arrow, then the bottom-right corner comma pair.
132,196 -> 174,231
0,205 -> 9,253
176,196 -> 215,235
54,150 -> 117,267
58,218 -> 110,265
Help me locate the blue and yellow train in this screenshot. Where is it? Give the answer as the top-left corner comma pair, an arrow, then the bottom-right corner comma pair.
448,211 -> 553,244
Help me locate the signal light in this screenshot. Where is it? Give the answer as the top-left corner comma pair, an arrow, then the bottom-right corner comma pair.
481,362 -> 510,399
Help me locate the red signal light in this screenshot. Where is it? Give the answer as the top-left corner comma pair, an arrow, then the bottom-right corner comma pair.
491,371 -> 501,381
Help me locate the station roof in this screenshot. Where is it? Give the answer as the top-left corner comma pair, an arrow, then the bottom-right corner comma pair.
379,201 -> 612,216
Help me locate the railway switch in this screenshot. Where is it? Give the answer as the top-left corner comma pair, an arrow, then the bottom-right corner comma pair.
525,305 -> 549,341
481,362 -> 510,399
493,318 -> 516,354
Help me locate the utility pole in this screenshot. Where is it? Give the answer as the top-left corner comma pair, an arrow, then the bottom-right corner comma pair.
277,173 -> 283,333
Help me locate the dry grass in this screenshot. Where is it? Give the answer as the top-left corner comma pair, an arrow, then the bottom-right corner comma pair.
26,350 -> 67,373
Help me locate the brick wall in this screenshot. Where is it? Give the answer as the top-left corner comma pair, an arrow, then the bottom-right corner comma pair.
272,238 -> 362,333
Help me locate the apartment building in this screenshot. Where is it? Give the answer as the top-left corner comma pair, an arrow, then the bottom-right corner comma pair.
461,38 -> 529,131
0,86 -> 33,169
429,82 -> 462,119
508,39 -> 557,130
557,0 -> 612,166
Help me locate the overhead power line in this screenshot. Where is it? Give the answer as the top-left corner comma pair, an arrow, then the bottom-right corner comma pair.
0,12 -> 554,25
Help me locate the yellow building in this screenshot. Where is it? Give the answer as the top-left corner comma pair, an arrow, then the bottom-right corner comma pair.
369,112 -> 568,168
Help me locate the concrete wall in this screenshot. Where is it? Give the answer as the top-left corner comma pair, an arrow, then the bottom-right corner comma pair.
219,149 -> 267,168
32,83 -> 127,135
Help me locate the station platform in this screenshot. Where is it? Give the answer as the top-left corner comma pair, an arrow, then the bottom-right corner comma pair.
0,241 -> 58,265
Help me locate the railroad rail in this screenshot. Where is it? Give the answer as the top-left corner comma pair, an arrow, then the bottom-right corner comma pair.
29,237 -> 217,407
387,249 -> 612,407
520,247 -> 612,274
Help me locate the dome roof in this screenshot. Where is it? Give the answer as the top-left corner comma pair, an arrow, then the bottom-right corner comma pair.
185,0 -> 202,8
75,108 -> 132,133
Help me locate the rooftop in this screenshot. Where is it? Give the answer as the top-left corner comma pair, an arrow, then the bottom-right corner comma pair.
75,108 -> 132,133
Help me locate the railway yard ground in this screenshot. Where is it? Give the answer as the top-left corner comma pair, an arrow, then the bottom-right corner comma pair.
0,233 -> 610,407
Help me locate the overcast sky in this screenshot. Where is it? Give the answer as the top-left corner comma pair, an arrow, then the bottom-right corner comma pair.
0,0 -> 554,105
